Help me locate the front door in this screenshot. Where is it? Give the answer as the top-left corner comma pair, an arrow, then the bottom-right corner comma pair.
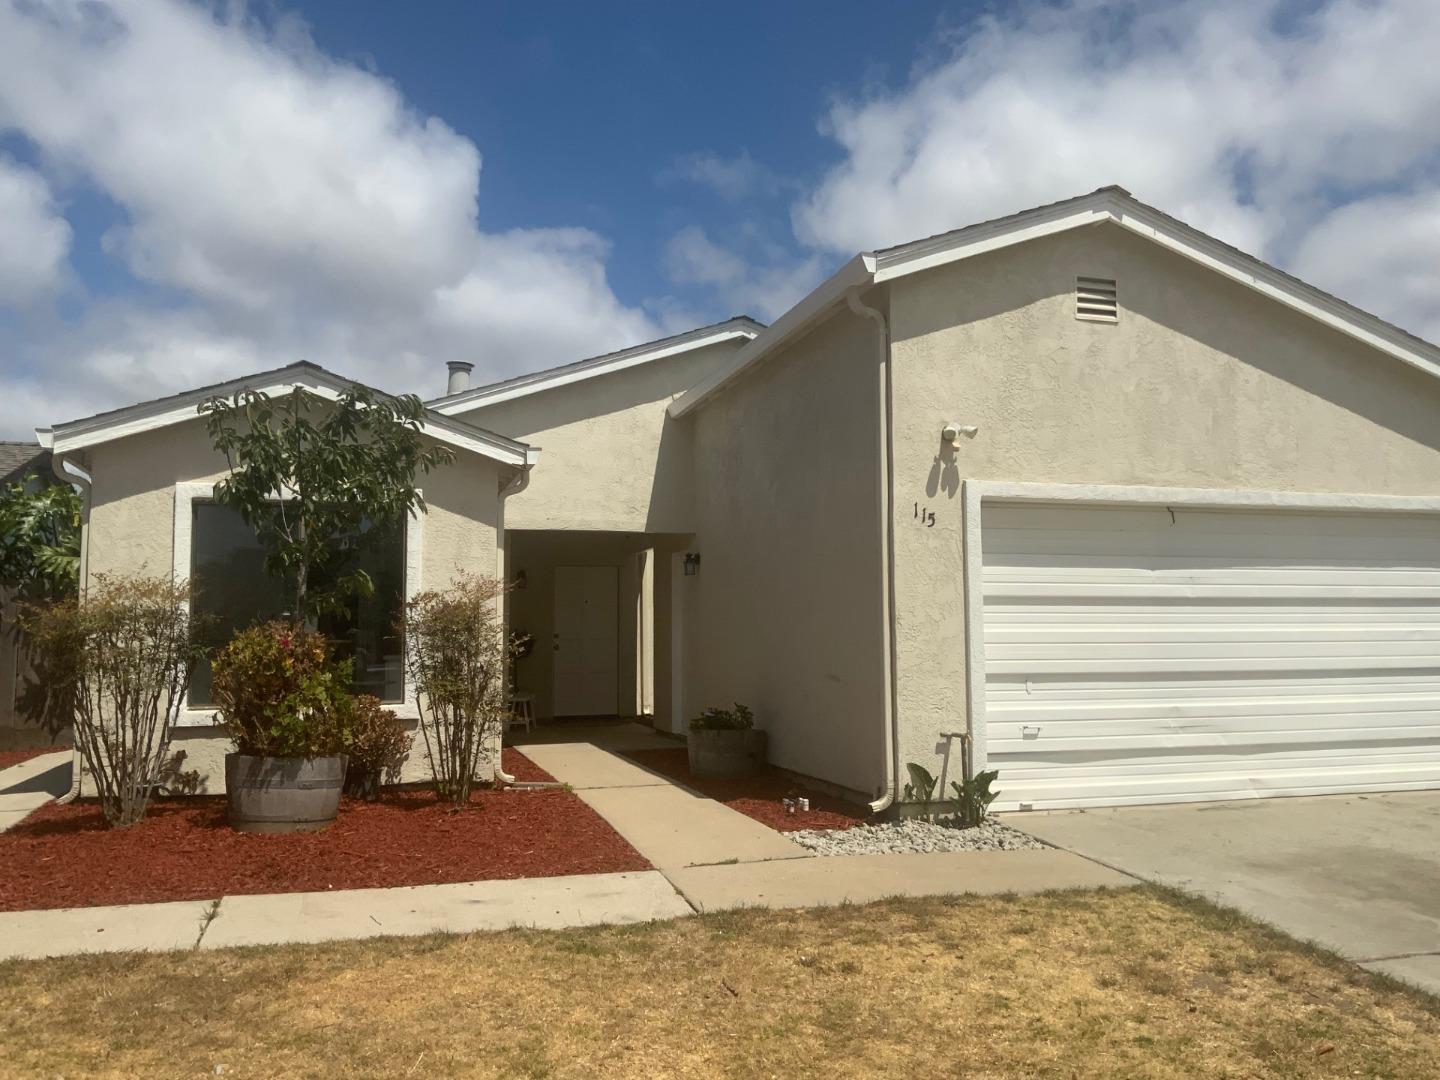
553,565 -> 619,717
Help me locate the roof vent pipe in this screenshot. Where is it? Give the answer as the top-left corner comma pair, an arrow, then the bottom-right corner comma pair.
446,360 -> 475,396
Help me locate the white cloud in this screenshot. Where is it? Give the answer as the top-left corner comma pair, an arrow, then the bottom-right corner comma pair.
791,0 -> 1440,339
664,225 -> 823,322
0,156 -> 71,306
659,150 -> 783,202
0,0 -> 657,434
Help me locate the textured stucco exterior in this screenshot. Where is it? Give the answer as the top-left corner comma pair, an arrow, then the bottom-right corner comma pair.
885,222 -> 1440,778
451,339 -> 744,533
690,308 -> 888,797
79,415 -> 509,792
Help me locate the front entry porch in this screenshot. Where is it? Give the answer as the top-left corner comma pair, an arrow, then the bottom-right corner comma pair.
505,530 -> 696,732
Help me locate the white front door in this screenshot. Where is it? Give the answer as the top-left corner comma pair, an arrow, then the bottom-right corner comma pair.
553,565 -> 619,717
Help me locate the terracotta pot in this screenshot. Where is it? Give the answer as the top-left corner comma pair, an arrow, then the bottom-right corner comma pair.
225,753 -> 347,833
687,729 -> 767,778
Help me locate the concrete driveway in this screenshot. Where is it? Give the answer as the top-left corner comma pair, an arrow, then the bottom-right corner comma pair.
1007,791 -> 1440,996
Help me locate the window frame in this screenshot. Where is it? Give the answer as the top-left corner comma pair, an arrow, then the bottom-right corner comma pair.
172,481 -> 423,726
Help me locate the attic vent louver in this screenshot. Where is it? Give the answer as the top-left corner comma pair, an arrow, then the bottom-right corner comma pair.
1076,276 -> 1118,323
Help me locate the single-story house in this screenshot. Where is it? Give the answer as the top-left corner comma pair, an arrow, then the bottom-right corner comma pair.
32,186 -> 1440,811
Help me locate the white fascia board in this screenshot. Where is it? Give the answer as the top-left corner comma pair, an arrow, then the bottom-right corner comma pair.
1105,203 -> 1440,383
48,369 -> 532,467
874,189 -> 1440,384
871,200 -> 1117,283
668,256 -> 875,418
432,323 -> 761,416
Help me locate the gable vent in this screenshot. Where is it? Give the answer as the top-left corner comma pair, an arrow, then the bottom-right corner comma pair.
1075,276 -> 1118,323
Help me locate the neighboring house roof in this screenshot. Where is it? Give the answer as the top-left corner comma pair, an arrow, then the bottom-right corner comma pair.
669,186 -> 1440,417
428,316 -> 764,415
36,360 -> 537,468
0,442 -> 49,486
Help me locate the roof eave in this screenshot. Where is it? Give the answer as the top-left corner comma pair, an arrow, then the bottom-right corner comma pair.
430,316 -> 766,416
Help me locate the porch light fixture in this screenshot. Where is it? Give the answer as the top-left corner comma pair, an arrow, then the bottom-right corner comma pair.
683,552 -> 701,576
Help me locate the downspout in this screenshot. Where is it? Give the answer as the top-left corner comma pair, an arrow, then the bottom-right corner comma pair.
49,453 -> 92,805
846,287 -> 902,815
492,460 -> 533,786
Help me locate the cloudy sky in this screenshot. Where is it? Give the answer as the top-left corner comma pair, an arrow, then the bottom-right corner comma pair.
1,0 -> 1438,436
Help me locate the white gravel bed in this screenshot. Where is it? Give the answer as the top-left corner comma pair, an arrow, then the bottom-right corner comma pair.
789,817 -> 1047,856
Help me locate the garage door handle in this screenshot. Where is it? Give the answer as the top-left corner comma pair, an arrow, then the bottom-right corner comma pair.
1022,725 -> 1042,739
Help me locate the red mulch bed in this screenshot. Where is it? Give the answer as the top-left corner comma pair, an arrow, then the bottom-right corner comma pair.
622,748 -> 870,833
0,750 -> 645,913
502,745 -> 557,783
0,745 -> 69,772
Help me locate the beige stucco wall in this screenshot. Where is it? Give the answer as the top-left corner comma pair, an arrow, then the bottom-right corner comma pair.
451,339 -> 745,533
80,415 -> 509,792
886,221 -> 1440,777
690,308 -> 888,798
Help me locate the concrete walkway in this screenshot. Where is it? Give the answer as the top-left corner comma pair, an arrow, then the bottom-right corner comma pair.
515,723 -> 810,871
1008,791 -> 1440,996
0,750 -> 71,833
0,851 -> 1133,961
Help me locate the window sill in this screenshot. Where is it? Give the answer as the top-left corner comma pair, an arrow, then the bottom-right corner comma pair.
174,702 -> 421,729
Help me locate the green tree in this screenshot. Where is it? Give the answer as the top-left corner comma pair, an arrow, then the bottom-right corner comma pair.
200,385 -> 454,619
0,479 -> 81,606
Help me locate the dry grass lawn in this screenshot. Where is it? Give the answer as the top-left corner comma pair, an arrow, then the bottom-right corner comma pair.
2,886 -> 1437,1079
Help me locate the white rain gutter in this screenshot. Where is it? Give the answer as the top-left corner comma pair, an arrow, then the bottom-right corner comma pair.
846,287 -> 902,815
492,461 -> 534,786
49,453 -> 91,805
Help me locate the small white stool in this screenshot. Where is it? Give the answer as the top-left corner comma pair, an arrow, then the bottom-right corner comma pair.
508,692 -> 537,734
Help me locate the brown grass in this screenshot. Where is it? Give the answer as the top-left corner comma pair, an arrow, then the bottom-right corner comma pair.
1,886 -> 1436,1079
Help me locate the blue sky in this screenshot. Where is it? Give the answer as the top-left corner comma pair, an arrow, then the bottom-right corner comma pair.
0,0 -> 1438,436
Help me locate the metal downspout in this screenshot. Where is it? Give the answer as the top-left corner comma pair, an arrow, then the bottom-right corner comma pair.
50,454 -> 91,805
846,287 -> 902,815
492,463 -> 532,786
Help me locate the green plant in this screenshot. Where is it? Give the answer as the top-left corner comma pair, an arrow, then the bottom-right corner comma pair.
0,480 -> 81,605
201,384 -> 453,618
689,703 -> 754,731
402,574 -> 517,805
210,621 -> 351,757
20,575 -> 207,827
950,769 -> 1000,828
338,694 -> 412,799
902,762 -> 939,819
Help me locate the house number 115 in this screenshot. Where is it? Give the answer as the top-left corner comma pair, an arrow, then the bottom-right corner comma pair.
914,503 -> 936,527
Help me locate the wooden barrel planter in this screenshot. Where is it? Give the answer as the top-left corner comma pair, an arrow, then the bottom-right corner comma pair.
687,729 -> 768,779
225,753 -> 347,833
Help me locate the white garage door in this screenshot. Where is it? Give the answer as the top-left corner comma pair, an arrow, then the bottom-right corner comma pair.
981,502 -> 1440,810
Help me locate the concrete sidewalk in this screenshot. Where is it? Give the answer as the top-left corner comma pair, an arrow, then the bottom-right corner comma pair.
0,849 -> 1134,961
0,750 -> 72,833
518,727 -> 810,871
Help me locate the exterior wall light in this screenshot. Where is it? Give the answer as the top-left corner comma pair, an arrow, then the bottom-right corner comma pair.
683,552 -> 701,576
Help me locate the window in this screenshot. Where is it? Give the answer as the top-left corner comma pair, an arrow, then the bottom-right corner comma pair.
188,502 -> 406,706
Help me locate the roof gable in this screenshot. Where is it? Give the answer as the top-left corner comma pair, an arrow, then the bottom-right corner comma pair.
670,187 -> 1440,417
38,361 -> 536,468
428,316 -> 763,415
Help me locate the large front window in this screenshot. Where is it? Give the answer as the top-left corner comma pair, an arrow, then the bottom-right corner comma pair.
188,502 -> 406,706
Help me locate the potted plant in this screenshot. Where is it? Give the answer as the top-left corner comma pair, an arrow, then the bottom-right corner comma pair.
338,694 -> 412,800
212,621 -> 352,832
687,703 -> 767,778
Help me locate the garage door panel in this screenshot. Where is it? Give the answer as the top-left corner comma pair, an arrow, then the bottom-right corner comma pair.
981,502 -> 1440,810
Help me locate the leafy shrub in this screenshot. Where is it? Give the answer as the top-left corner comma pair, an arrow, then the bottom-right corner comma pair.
689,703 -> 754,731
402,574 -> 517,805
337,694 -> 412,799
21,574 -> 207,827
211,621 -> 351,757
950,769 -> 1000,828
904,760 -> 938,817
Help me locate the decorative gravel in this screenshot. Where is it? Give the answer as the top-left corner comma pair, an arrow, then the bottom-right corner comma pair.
788,817 -> 1047,856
